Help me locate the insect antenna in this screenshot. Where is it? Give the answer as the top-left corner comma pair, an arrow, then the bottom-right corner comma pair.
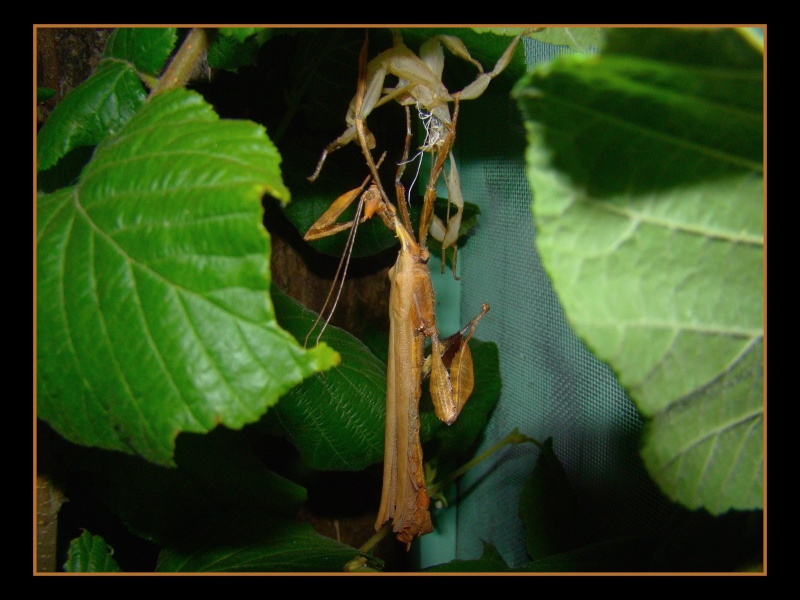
304,191 -> 367,347
304,151 -> 388,347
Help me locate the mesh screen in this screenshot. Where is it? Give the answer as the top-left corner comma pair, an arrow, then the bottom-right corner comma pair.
419,37 -> 674,569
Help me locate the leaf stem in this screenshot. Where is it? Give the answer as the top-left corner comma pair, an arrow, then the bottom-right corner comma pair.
428,428 -> 541,496
358,522 -> 392,554
150,28 -> 209,97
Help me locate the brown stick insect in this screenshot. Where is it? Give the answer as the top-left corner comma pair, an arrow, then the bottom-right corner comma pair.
304,29 -> 526,546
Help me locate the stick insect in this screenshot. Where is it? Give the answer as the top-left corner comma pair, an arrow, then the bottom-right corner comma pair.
309,28 -> 529,275
304,30 -> 524,546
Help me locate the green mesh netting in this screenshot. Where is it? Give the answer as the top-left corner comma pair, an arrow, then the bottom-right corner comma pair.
418,37 -> 674,569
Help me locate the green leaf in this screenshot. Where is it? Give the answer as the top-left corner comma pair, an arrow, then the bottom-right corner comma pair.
37,62 -> 146,172
472,26 -> 607,52
528,27 -> 606,52
38,86 -> 56,102
218,27 -> 272,44
102,27 -> 178,75
519,438 -> 594,560
424,541 -> 510,572
361,327 -> 389,365
261,289 -> 386,470
514,27 -> 764,514
263,291 -> 500,471
37,88 -> 338,467
64,531 -> 122,573
208,28 -> 274,72
471,27 -> 535,37
89,427 -> 307,547
640,340 -> 764,513
37,28 -> 178,171
156,511 -> 363,572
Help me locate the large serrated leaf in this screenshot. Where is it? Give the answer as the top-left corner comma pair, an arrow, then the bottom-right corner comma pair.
640,338 -> 763,513
37,28 -> 178,171
514,28 -> 764,514
156,511 -> 363,572
36,88 -> 338,467
63,531 -> 122,573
